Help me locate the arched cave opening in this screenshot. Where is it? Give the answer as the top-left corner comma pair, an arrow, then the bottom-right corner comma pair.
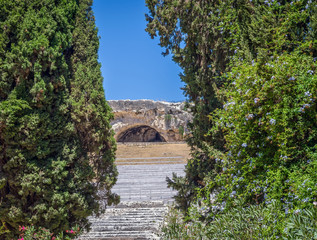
117,125 -> 166,142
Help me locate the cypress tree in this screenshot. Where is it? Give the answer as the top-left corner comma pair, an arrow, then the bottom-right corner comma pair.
69,0 -> 118,209
0,0 -> 117,238
145,0 -> 230,211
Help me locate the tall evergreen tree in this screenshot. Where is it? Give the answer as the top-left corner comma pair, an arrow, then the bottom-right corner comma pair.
0,0 -> 117,238
69,0 -> 118,209
145,0 -> 229,211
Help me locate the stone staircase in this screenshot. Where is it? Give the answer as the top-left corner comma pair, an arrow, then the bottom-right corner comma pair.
78,160 -> 185,240
112,163 -> 184,202
78,201 -> 167,240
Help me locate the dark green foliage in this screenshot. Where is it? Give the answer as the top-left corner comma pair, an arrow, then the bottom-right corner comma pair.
146,0 -> 317,214
69,0 -> 118,207
145,0 -> 228,211
147,0 -> 317,238
0,0 -> 117,238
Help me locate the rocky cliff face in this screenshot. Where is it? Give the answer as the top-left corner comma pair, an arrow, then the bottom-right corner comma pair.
108,100 -> 192,142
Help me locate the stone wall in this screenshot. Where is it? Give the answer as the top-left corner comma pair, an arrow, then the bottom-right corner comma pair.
108,100 -> 192,142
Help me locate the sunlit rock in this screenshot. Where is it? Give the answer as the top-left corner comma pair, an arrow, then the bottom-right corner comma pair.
108,100 -> 192,142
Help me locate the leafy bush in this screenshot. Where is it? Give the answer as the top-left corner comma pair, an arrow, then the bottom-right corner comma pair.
213,52 -> 317,209
17,225 -> 81,240
160,206 -> 206,240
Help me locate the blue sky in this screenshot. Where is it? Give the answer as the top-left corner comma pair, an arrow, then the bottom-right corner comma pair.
92,0 -> 185,102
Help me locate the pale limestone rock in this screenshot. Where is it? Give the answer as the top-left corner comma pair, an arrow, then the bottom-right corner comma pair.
108,100 -> 192,142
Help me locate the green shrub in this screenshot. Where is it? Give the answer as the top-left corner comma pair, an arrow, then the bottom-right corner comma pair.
160,206 -> 206,240
213,52 -> 317,209
16,225 -> 82,240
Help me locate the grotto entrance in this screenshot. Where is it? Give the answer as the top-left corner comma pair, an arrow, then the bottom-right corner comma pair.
117,125 -> 166,142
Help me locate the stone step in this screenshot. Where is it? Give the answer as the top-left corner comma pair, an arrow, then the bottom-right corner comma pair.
90,226 -> 160,232
112,164 -> 184,202
79,231 -> 159,240
90,215 -> 165,221
78,163 -> 185,239
79,232 -> 159,239
112,201 -> 166,208
90,219 -> 163,224
78,201 -> 167,240
90,219 -> 164,226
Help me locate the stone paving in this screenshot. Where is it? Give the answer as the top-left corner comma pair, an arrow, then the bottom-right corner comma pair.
78,159 -> 185,240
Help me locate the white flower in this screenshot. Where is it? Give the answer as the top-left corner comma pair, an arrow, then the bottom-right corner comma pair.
294,209 -> 301,214
246,113 -> 254,120
305,91 -> 311,97
280,155 -> 288,161
230,191 -> 237,197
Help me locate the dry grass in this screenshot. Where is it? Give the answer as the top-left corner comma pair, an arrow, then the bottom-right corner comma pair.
115,143 -> 190,165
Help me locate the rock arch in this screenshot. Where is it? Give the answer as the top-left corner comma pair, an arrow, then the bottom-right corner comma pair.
116,125 -> 166,143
